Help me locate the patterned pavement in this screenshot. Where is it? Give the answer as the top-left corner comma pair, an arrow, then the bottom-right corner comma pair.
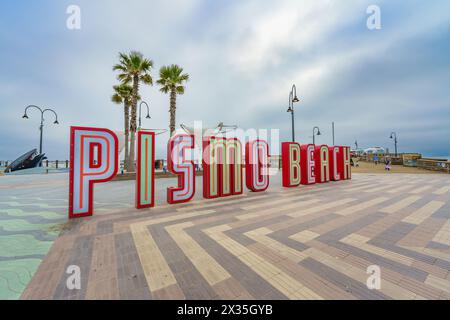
15,172 -> 450,300
0,174 -> 67,299
0,173 -> 135,299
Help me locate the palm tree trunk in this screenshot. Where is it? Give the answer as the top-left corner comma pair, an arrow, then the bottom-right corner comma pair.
128,75 -> 139,172
169,86 -> 177,136
123,100 -> 130,171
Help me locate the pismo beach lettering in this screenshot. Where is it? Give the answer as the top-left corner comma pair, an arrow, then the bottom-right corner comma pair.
68,126 -> 351,219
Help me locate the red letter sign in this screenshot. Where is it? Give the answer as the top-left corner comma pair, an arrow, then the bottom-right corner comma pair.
203,137 -> 243,199
315,145 -> 330,183
329,146 -> 341,181
245,140 -> 269,192
281,142 -> 301,187
69,126 -> 118,219
339,146 -> 352,180
301,144 -> 316,185
167,134 -> 196,204
136,131 -> 155,209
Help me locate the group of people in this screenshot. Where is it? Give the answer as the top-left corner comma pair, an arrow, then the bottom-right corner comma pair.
373,155 -> 392,171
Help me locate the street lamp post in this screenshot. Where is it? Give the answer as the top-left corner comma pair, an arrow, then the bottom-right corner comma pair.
332,122 -> 335,146
22,105 -> 59,155
286,84 -> 300,142
390,132 -> 398,157
138,101 -> 151,130
312,126 -> 321,145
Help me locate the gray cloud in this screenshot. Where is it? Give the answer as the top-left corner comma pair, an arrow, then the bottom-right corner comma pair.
1,0 -> 450,161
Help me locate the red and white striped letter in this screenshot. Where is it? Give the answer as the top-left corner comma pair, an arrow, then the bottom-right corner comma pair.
301,144 -> 316,185
167,134 -> 196,204
339,146 -> 352,180
245,140 -> 269,192
281,142 -> 301,188
136,131 -> 155,209
203,137 -> 243,199
329,146 -> 341,181
69,126 -> 118,219
315,145 -> 330,183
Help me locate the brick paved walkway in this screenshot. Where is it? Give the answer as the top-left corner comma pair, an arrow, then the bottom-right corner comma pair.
18,173 -> 450,299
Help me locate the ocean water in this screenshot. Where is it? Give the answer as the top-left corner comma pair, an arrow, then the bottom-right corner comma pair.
425,156 -> 450,161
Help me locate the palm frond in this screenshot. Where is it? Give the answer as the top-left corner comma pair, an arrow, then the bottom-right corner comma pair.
179,73 -> 189,82
112,64 -> 126,72
140,74 -> 153,86
157,64 -> 189,95
112,84 -> 134,100
111,93 -> 123,104
176,86 -> 185,95
118,52 -> 130,64
141,59 -> 154,72
112,51 -> 154,112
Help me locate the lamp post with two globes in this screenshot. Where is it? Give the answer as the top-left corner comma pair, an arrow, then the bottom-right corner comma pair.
286,84 -> 300,142
22,105 -> 59,155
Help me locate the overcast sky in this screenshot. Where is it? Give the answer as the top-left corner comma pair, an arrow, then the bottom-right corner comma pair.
1,0 -> 450,160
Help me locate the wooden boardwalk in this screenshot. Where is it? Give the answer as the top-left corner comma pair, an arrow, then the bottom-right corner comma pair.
21,174 -> 450,300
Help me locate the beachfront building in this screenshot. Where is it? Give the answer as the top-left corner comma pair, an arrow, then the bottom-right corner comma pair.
351,148 -> 365,156
363,147 -> 386,155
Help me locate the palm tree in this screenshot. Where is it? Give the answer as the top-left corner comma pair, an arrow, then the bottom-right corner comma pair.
157,64 -> 189,136
111,84 -> 134,171
113,51 -> 153,171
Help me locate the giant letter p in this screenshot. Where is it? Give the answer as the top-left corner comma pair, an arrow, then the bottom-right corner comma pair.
69,127 -> 118,219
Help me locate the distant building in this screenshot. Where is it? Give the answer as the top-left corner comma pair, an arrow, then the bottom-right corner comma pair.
363,147 -> 386,155
351,148 -> 365,156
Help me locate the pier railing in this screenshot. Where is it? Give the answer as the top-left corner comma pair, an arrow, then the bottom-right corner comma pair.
0,160 -> 155,170
3,156 -> 449,174
0,160 -> 70,169
2,157 -> 281,170
417,158 -> 450,173
359,154 -> 404,165
356,154 -> 450,174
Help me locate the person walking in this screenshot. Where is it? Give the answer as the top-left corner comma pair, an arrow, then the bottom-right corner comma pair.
385,157 -> 392,171
374,155 -> 379,165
